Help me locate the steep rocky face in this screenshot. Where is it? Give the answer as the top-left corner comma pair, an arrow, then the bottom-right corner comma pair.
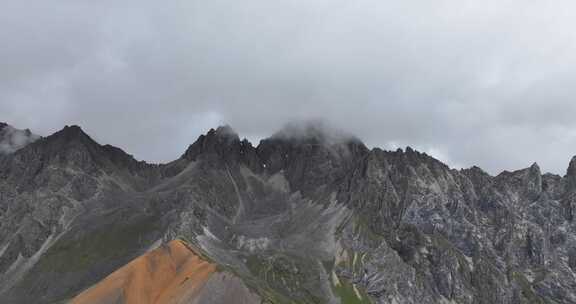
1,123 -> 576,303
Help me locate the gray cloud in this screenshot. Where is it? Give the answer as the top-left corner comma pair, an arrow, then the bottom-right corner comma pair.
0,125 -> 40,154
1,0 -> 576,173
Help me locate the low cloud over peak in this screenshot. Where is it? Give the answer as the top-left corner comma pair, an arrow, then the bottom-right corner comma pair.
0,123 -> 40,154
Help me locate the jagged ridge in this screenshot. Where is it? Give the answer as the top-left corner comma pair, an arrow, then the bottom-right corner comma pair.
0,122 -> 576,303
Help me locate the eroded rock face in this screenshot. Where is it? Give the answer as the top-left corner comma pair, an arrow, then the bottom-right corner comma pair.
1,123 -> 576,303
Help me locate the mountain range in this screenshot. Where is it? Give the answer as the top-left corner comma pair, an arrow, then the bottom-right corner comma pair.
1,121 -> 576,303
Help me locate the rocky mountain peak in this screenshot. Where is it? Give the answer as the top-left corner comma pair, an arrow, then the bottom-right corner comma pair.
182,125 -> 245,162
468,165 -> 487,173
213,125 -> 239,139
17,125 -> 150,176
528,162 -> 542,178
568,155 -> 576,177
259,122 -> 369,168
31,125 -> 101,156
461,165 -> 491,180
55,125 -> 92,141
565,156 -> 576,190
527,162 -> 543,195
494,162 -> 543,201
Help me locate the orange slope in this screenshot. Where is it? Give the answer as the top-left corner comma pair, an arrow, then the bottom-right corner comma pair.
72,240 -> 216,304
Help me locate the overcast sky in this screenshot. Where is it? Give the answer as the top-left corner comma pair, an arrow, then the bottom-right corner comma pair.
2,0 -> 576,174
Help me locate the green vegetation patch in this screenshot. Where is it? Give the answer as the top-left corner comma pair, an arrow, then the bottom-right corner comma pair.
331,274 -> 372,304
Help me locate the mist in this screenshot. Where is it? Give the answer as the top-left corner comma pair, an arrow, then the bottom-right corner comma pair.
0,125 -> 40,154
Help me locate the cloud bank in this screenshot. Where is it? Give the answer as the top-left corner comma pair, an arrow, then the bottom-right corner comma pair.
2,0 -> 576,173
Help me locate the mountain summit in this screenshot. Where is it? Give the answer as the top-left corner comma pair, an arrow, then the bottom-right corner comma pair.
0,123 -> 576,303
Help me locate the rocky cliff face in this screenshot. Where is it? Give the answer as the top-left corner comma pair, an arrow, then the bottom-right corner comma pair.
1,123 -> 576,303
